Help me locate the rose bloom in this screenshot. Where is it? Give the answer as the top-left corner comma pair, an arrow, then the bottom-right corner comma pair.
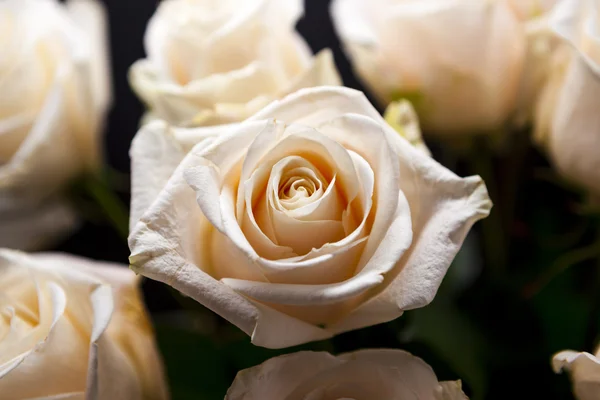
330,0 -> 526,136
535,0 -> 600,194
226,349 -> 468,400
0,0 -> 111,250
128,86 -> 491,349
0,249 -> 168,400
129,0 -> 341,127
553,347 -> 600,400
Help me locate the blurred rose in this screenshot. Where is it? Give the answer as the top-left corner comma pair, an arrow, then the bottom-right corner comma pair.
331,0 -> 525,136
129,0 -> 341,127
0,249 -> 168,400
535,0 -> 600,194
553,347 -> 600,400
128,86 -> 491,349
226,349 -> 468,399
0,0 -> 111,250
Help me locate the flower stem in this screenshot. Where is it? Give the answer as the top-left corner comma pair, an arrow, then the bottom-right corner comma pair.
522,239 -> 600,298
469,138 -> 507,280
81,173 -> 130,241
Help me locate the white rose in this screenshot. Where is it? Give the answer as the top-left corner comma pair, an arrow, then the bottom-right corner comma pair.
331,0 -> 525,136
128,86 -> 491,349
553,347 -> 600,400
0,249 -> 168,400
535,0 -> 600,194
129,0 -> 341,127
0,0 -> 111,250
225,349 -> 468,400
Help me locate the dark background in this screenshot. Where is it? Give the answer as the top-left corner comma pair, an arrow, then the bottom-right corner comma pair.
54,1 -> 598,399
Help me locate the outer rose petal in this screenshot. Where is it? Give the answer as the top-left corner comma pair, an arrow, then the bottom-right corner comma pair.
537,0 -> 600,194
547,57 -> 600,194
553,350 -> 600,400
129,120 -> 218,228
225,349 -> 468,400
436,381 -> 470,400
129,86 -> 491,348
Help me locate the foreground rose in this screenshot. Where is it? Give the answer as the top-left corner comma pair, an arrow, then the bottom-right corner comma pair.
0,0 -> 111,250
331,0 -> 525,136
553,347 -> 600,400
0,249 -> 168,399
129,0 -> 341,127
226,349 -> 468,399
535,0 -> 600,194
129,86 -> 491,349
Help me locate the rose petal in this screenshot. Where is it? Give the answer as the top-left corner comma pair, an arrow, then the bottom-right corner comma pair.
85,285 -> 142,400
547,48 -> 600,194
0,278 -> 89,398
225,352 -> 339,400
553,350 -> 600,400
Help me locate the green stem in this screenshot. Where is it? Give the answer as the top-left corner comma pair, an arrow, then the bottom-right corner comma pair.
523,238 -> 600,299
470,138 -> 507,280
500,132 -> 529,251
82,174 -> 130,241
585,218 -> 600,349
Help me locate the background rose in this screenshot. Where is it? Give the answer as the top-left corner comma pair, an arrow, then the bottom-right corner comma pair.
331,0 -> 525,136
129,86 -> 491,349
129,0 -> 341,127
0,249 -> 168,400
0,0 -> 111,250
225,349 -> 468,399
553,347 -> 600,400
535,0 -> 600,194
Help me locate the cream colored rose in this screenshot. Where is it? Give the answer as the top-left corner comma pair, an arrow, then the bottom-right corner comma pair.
226,349 -> 468,400
553,347 -> 600,400
331,0 -> 525,136
0,249 -> 168,400
534,0 -> 600,194
128,86 -> 491,349
0,0 -> 111,250
129,0 -> 341,127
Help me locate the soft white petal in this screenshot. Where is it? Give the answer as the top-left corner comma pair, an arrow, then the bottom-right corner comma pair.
548,56 -> 600,194
85,285 -> 142,400
553,350 -> 600,400
225,352 -> 340,399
